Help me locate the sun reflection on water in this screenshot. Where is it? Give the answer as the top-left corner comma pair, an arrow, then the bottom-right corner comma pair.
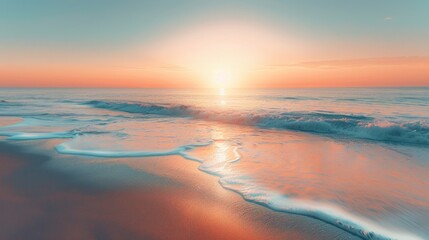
219,88 -> 225,96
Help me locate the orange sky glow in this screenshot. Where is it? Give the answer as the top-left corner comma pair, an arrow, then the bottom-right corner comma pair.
1,15 -> 429,88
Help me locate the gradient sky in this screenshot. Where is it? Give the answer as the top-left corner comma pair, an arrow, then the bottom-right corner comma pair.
1,0 -> 429,88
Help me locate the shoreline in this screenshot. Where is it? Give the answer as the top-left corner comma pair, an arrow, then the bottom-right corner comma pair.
0,140 -> 357,240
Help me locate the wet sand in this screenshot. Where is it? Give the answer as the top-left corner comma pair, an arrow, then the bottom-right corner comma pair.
0,141 -> 358,240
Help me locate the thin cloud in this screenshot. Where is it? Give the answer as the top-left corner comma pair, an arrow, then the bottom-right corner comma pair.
264,56 -> 429,69
114,65 -> 188,72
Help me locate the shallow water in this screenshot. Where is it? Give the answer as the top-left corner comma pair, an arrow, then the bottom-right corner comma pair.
0,88 -> 428,239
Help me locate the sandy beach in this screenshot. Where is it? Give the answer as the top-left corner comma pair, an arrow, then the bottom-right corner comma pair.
0,140 -> 358,240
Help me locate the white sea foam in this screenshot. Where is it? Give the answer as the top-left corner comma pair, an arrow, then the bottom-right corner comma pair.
219,177 -> 424,240
55,141 -> 211,158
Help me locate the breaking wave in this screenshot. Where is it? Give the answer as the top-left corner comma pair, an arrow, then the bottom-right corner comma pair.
86,100 -> 429,146
86,100 -> 192,117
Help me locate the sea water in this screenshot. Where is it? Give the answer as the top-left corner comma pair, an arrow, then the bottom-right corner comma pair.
0,88 -> 428,239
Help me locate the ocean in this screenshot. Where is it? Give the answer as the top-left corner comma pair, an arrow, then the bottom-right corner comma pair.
0,87 -> 428,240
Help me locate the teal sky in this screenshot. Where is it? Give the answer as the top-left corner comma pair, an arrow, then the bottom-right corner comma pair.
1,0 -> 429,56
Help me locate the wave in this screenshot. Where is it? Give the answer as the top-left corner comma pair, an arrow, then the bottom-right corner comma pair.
0,101 -> 24,107
180,146 -> 423,240
272,96 -> 320,101
85,100 -> 429,146
0,124 -> 114,141
257,113 -> 429,145
219,176 -> 422,240
334,97 -> 377,103
86,100 -> 192,117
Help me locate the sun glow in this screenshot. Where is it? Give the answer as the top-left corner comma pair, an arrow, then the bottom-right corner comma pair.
213,69 -> 229,99
138,20 -> 298,88
212,69 -> 232,88
219,88 -> 226,96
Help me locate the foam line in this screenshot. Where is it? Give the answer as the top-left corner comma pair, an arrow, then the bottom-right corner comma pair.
55,142 -> 211,158
182,147 -> 423,240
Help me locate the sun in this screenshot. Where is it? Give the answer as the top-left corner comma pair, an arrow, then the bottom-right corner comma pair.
212,69 -> 232,89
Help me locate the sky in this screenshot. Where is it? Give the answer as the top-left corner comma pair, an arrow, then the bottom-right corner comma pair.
1,0 -> 429,88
